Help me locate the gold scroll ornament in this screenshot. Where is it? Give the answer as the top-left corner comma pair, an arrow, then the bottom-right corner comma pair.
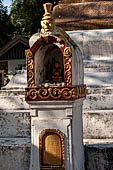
64,47 -> 72,86
25,85 -> 86,101
25,49 -> 35,87
64,47 -> 72,57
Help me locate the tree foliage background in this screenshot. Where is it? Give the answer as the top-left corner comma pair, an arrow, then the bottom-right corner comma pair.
0,0 -> 59,48
10,0 -> 59,37
0,0 -> 14,48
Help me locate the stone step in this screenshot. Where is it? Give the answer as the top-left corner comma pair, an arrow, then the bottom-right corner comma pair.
84,72 -> 113,86
83,110 -> 113,139
84,59 -> 113,68
84,86 -> 113,110
0,86 -> 113,110
84,93 -> 113,110
84,59 -> 113,72
84,67 -> 113,72
0,110 -> 30,137
87,86 -> 113,95
0,138 -> 30,147
0,142 -> 30,170
0,95 -> 29,110
84,139 -> 113,145
0,90 -> 25,96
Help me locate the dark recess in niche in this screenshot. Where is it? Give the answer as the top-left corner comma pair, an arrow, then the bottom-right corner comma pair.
43,44 -> 64,84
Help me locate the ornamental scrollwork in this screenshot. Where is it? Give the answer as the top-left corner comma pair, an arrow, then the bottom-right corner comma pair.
64,47 -> 72,57
25,49 -> 33,57
64,47 -> 72,86
38,88 -> 51,99
25,85 -> 86,101
25,49 -> 35,87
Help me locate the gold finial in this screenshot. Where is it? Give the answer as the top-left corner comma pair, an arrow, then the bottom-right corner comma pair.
43,3 -> 52,15
41,3 -> 54,33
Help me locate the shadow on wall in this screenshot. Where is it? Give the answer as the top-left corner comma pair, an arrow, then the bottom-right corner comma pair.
0,146 -> 30,170
84,144 -> 113,170
30,139 -> 69,170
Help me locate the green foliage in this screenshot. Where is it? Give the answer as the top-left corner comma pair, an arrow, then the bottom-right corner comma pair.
0,0 -> 15,48
11,0 -> 59,37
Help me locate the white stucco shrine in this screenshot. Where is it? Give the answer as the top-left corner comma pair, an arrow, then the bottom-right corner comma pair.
25,3 -> 86,170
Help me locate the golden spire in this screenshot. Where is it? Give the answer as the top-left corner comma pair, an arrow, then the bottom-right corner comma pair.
41,3 -> 54,33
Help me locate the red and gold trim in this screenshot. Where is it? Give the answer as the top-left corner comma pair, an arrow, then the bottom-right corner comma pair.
25,49 -> 35,87
30,36 -> 57,55
25,35 -> 73,88
25,85 -> 86,101
64,47 -> 72,86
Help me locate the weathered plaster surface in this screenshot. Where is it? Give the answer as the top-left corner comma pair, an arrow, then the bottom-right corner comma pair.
0,146 -> 30,170
0,92 -> 29,110
84,93 -> 113,110
83,110 -> 113,139
0,88 -> 30,170
0,110 -> 30,137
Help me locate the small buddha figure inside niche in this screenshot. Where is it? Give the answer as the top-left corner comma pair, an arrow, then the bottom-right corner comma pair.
52,61 -> 63,83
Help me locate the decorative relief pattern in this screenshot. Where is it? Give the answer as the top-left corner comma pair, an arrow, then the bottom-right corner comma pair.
64,47 -> 72,86
25,85 -> 86,101
39,129 -> 65,170
64,47 -> 72,57
26,35 -> 73,89
25,49 -> 35,87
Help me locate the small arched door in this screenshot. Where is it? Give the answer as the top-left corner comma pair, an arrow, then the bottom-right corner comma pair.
39,129 -> 65,170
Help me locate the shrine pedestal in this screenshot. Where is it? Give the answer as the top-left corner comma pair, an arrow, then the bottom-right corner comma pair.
29,100 -> 84,170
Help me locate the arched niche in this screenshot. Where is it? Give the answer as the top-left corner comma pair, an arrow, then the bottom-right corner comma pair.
39,129 -> 65,170
34,44 -> 64,86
